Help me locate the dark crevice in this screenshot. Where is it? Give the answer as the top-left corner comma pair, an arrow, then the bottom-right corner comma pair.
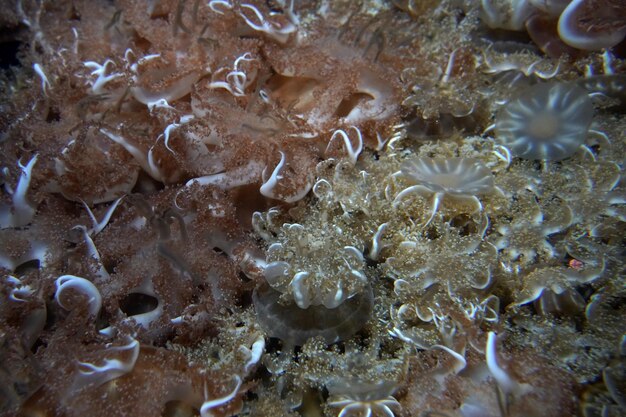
45,107 -> 61,123
0,40 -> 21,69
14,259 -> 40,275
119,292 -> 159,316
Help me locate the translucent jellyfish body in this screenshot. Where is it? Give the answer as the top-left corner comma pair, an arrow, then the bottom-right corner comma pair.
252,284 -> 373,346
394,158 -> 496,225
263,223 -> 368,309
495,82 -> 594,160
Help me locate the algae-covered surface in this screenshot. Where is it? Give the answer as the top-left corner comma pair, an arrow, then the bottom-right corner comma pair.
0,1 -> 624,416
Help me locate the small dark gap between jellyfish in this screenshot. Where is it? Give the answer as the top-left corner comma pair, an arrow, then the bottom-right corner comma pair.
251,360 -> 272,384
293,345 -> 302,363
572,313 -> 586,332
449,213 -> 478,236
13,259 -> 40,275
193,281 -> 207,295
264,337 -> 283,354
576,283 -> 596,304
43,300 -> 59,330
102,257 -> 119,274
0,39 -> 21,69
531,160 -> 543,171
424,224 -> 440,240
29,338 -> 46,355
45,107 -> 61,123
613,38 -> 626,59
236,285 -> 253,309
33,42 -> 44,56
243,390 -> 258,402
329,341 -> 346,355
237,271 -> 252,283
119,292 -> 159,316
493,287 -> 515,310
212,246 -> 228,258
365,253 -> 380,268
526,298 -> 542,317
546,231 -> 568,249
95,310 -> 113,334
588,144 -> 601,155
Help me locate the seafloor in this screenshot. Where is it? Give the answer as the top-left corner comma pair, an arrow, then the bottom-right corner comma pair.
0,1 -> 624,416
